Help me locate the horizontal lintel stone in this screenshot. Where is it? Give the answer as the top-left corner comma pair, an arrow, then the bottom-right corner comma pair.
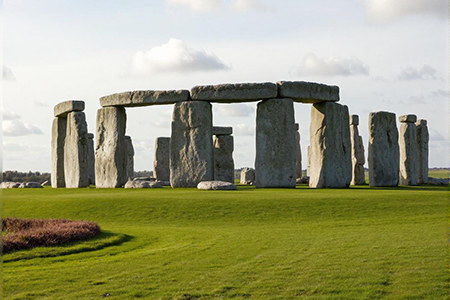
190,82 -> 277,103
213,126 -> 233,135
277,81 -> 339,103
100,90 -> 190,107
350,114 -> 359,125
416,119 -> 427,126
54,100 -> 85,117
399,114 -> 417,123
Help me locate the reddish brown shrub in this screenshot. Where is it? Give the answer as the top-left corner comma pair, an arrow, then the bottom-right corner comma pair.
2,217 -> 101,253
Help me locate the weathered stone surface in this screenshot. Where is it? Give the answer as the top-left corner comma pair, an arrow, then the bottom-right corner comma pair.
296,176 -> 309,184
213,126 -> 233,136
295,123 -> 299,131
87,133 -> 95,185
197,181 -> 237,190
427,177 -> 449,185
350,119 -> 366,185
368,111 -> 399,187
399,122 -> 418,186
19,182 -> 43,188
51,117 -> 67,188
214,135 -> 234,183
125,136 -> 135,180
416,119 -> 429,184
1,182 -> 20,188
240,168 -> 255,184
100,90 -> 189,107
309,102 -> 352,188
64,112 -> 89,188
295,130 -> 302,178
399,114 -> 417,123
54,100 -> 85,117
350,114 -> 359,125
306,145 -> 311,177
95,107 -> 127,188
277,81 -> 340,103
191,82 -> 277,103
124,179 -> 162,188
41,180 -> 51,186
154,137 -> 171,181
170,101 -> 214,187
255,98 -> 296,188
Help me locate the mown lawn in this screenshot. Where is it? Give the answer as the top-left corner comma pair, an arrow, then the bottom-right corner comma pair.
2,184 -> 449,300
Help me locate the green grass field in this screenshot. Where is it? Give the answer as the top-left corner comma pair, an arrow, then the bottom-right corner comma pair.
3,184 -> 449,300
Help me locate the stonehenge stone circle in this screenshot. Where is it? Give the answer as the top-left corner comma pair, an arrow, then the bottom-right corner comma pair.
125,136 -> 135,180
255,98 -> 296,188
154,137 -> 171,181
197,181 -> 237,190
51,117 -> 67,188
214,134 -> 235,183
54,100 -> 85,117
100,90 -> 189,107
368,111 -> 399,187
306,145 -> 311,177
309,102 -> 352,188
87,133 -> 95,185
399,114 -> 418,186
350,114 -> 365,185
295,123 -> 302,179
64,112 -> 89,188
416,119 -> 429,184
95,107 -> 127,188
213,126 -> 233,136
240,168 -> 255,184
191,82 -> 277,103
277,81 -> 340,103
170,101 -> 214,187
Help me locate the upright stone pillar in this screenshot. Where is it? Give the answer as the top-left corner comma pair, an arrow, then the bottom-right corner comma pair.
170,101 -> 214,187
214,134 -> 234,183
306,145 -> 311,177
399,114 -> 418,186
154,137 -> 171,181
95,107 -> 127,188
64,111 -> 89,188
255,98 -> 296,188
87,133 -> 95,185
51,118 -> 67,188
350,115 -> 366,185
368,111 -> 399,187
295,123 -> 302,178
309,102 -> 352,188
416,119 -> 429,184
125,136 -> 135,180
240,168 -> 255,184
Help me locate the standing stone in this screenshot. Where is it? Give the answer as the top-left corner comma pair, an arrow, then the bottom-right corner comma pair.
416,119 -> 429,184
240,168 -> 255,184
170,101 -> 214,187
295,123 -> 302,178
214,135 -> 234,183
154,137 -> 171,181
51,117 -> 67,188
95,107 -> 127,188
87,133 -> 95,185
309,102 -> 352,188
255,98 -> 296,188
306,145 -> 311,177
125,136 -> 135,180
64,112 -> 89,188
399,114 -> 418,186
350,115 -> 366,185
368,111 -> 399,187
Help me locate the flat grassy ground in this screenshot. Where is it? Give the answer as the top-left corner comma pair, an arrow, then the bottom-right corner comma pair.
3,184 -> 449,300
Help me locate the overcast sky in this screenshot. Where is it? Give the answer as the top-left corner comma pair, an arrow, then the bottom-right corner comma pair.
2,0 -> 449,172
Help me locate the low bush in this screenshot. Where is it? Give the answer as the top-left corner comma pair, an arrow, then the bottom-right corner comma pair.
2,217 -> 101,253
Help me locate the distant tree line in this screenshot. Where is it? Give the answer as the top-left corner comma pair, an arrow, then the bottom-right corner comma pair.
2,171 -> 51,183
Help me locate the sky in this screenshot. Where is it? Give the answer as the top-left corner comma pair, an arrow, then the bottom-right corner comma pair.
2,0 -> 449,172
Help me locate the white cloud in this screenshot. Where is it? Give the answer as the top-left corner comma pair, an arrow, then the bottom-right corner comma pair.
3,65 -> 16,81
397,65 -> 438,81
3,119 -> 43,136
359,0 -> 448,21
131,39 -> 230,75
3,142 -> 28,152
215,103 -> 255,117
291,53 -> 369,77
230,0 -> 270,12
429,89 -> 448,98
166,0 -> 221,11
234,123 -> 254,136
33,100 -> 49,107
166,0 -> 269,12
2,110 -> 21,120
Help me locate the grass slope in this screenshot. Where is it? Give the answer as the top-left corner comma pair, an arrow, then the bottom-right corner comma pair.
3,185 -> 449,300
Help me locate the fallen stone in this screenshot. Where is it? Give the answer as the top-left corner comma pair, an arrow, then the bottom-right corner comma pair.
255,98 -> 296,188
277,81 -> 339,103
133,177 -> 155,181
41,180 -> 51,186
213,126 -> 233,136
368,111 -> 399,187
197,181 -> 237,190
1,182 -> 20,189
170,101 -> 214,187
296,176 -> 309,184
54,100 -> 85,117
191,82 -> 277,103
240,168 -> 255,184
87,133 -> 95,185
416,119 -> 429,184
309,102 -> 352,188
399,120 -> 418,186
427,177 -> 449,185
399,114 -> 417,123
125,136 -> 135,180
154,137 -> 171,182
51,117 -> 67,188
124,180 -> 162,188
100,90 -> 190,107
214,135 -> 235,183
18,182 -> 43,188
156,180 -> 171,186
95,107 -> 128,188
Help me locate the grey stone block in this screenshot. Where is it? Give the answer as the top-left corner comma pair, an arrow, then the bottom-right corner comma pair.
214,135 -> 234,183
416,119 -> 429,184
213,126 -> 233,136
51,117 -> 67,188
399,122 -> 418,185
100,90 -> 190,107
277,81 -> 339,103
399,114 -> 417,123
88,133 -> 95,185
154,137 -> 171,182
191,82 -> 277,103
54,100 -> 85,117
125,136 -> 135,180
